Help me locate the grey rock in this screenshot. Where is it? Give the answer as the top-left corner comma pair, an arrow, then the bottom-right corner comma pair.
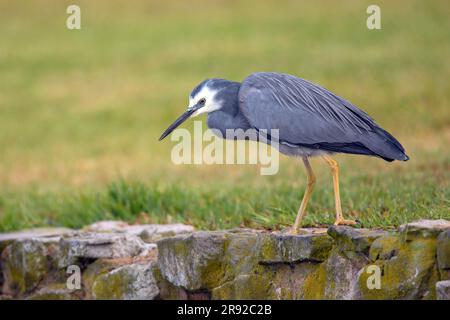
137,224 -> 195,243
26,284 -> 80,300
328,226 -> 387,256
359,232 -> 440,299
211,274 -> 272,300
0,228 -> 74,253
157,231 -> 229,291
270,262 -> 320,299
399,219 -> 450,239
59,232 -> 145,267
138,243 -> 157,257
321,248 -> 369,300
270,242 -> 370,300
2,237 -> 61,296
2,219 -> 449,300
436,280 -> 450,300
259,229 -> 333,263
83,221 -> 129,232
91,262 -> 159,300
369,235 -> 401,261
157,228 -> 334,295
84,221 -> 194,243
156,228 -> 383,298
221,230 -> 261,279
437,230 -> 450,272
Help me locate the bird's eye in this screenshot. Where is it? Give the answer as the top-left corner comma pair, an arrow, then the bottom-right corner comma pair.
199,98 -> 206,105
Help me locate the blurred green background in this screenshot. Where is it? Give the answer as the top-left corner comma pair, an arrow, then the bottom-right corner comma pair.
0,0 -> 448,231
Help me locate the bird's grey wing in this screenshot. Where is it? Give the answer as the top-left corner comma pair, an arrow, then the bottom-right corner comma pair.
238,72 -> 407,161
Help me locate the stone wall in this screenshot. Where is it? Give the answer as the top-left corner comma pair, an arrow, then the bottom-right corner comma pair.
0,219 -> 449,300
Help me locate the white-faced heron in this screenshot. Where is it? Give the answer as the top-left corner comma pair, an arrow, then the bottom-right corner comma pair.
159,72 -> 409,232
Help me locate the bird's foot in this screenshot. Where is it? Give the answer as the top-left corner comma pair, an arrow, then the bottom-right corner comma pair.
286,227 -> 300,235
333,218 -> 358,226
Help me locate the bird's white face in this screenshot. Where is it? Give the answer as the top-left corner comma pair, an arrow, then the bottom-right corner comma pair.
188,85 -> 222,117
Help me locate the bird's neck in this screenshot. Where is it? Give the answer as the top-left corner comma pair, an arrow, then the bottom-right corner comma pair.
216,82 -> 241,114
206,83 -> 250,136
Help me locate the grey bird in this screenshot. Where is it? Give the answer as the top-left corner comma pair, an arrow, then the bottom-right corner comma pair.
159,72 -> 409,232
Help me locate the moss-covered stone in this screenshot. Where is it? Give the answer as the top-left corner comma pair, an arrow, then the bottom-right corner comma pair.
0,228 -> 73,254
155,266 -> 210,300
91,262 -> 158,300
270,262 -> 319,299
358,235 -> 439,299
328,226 -> 388,258
211,274 -> 274,300
26,283 -> 81,300
82,259 -> 120,298
1,237 -> 60,296
436,280 -> 450,300
84,221 -> 194,243
59,232 -> 145,267
222,231 -> 261,278
303,248 -> 368,300
152,263 -> 184,299
157,230 -> 258,291
301,261 -> 327,299
258,230 -> 333,264
1,219 -> 448,300
369,235 -> 401,262
399,219 -> 450,240
437,230 -> 450,280
357,220 -> 449,299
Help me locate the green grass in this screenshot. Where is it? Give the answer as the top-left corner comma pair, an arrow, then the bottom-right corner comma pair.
0,0 -> 449,231
0,168 -> 448,232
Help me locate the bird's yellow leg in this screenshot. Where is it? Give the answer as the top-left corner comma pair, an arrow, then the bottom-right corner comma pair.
290,157 -> 316,234
322,155 -> 357,226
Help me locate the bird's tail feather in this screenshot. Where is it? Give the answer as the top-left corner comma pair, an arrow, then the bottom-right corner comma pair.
362,127 -> 409,162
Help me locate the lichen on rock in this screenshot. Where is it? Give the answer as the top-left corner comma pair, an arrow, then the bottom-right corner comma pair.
157,230 -> 235,291
437,230 -> 450,280
399,219 -> 450,240
84,221 -> 194,243
0,228 -> 74,253
91,262 -> 159,300
1,219 -> 449,300
328,226 -> 388,258
436,280 -> 450,300
211,274 -> 274,300
357,220 -> 448,300
1,236 -> 61,296
26,283 -> 81,300
58,232 -> 146,267
258,229 -> 332,264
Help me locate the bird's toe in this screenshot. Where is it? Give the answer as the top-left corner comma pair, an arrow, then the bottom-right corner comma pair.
333,219 -> 358,226
285,227 -> 300,235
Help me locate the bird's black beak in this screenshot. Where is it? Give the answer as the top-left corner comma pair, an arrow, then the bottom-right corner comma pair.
159,103 -> 202,141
